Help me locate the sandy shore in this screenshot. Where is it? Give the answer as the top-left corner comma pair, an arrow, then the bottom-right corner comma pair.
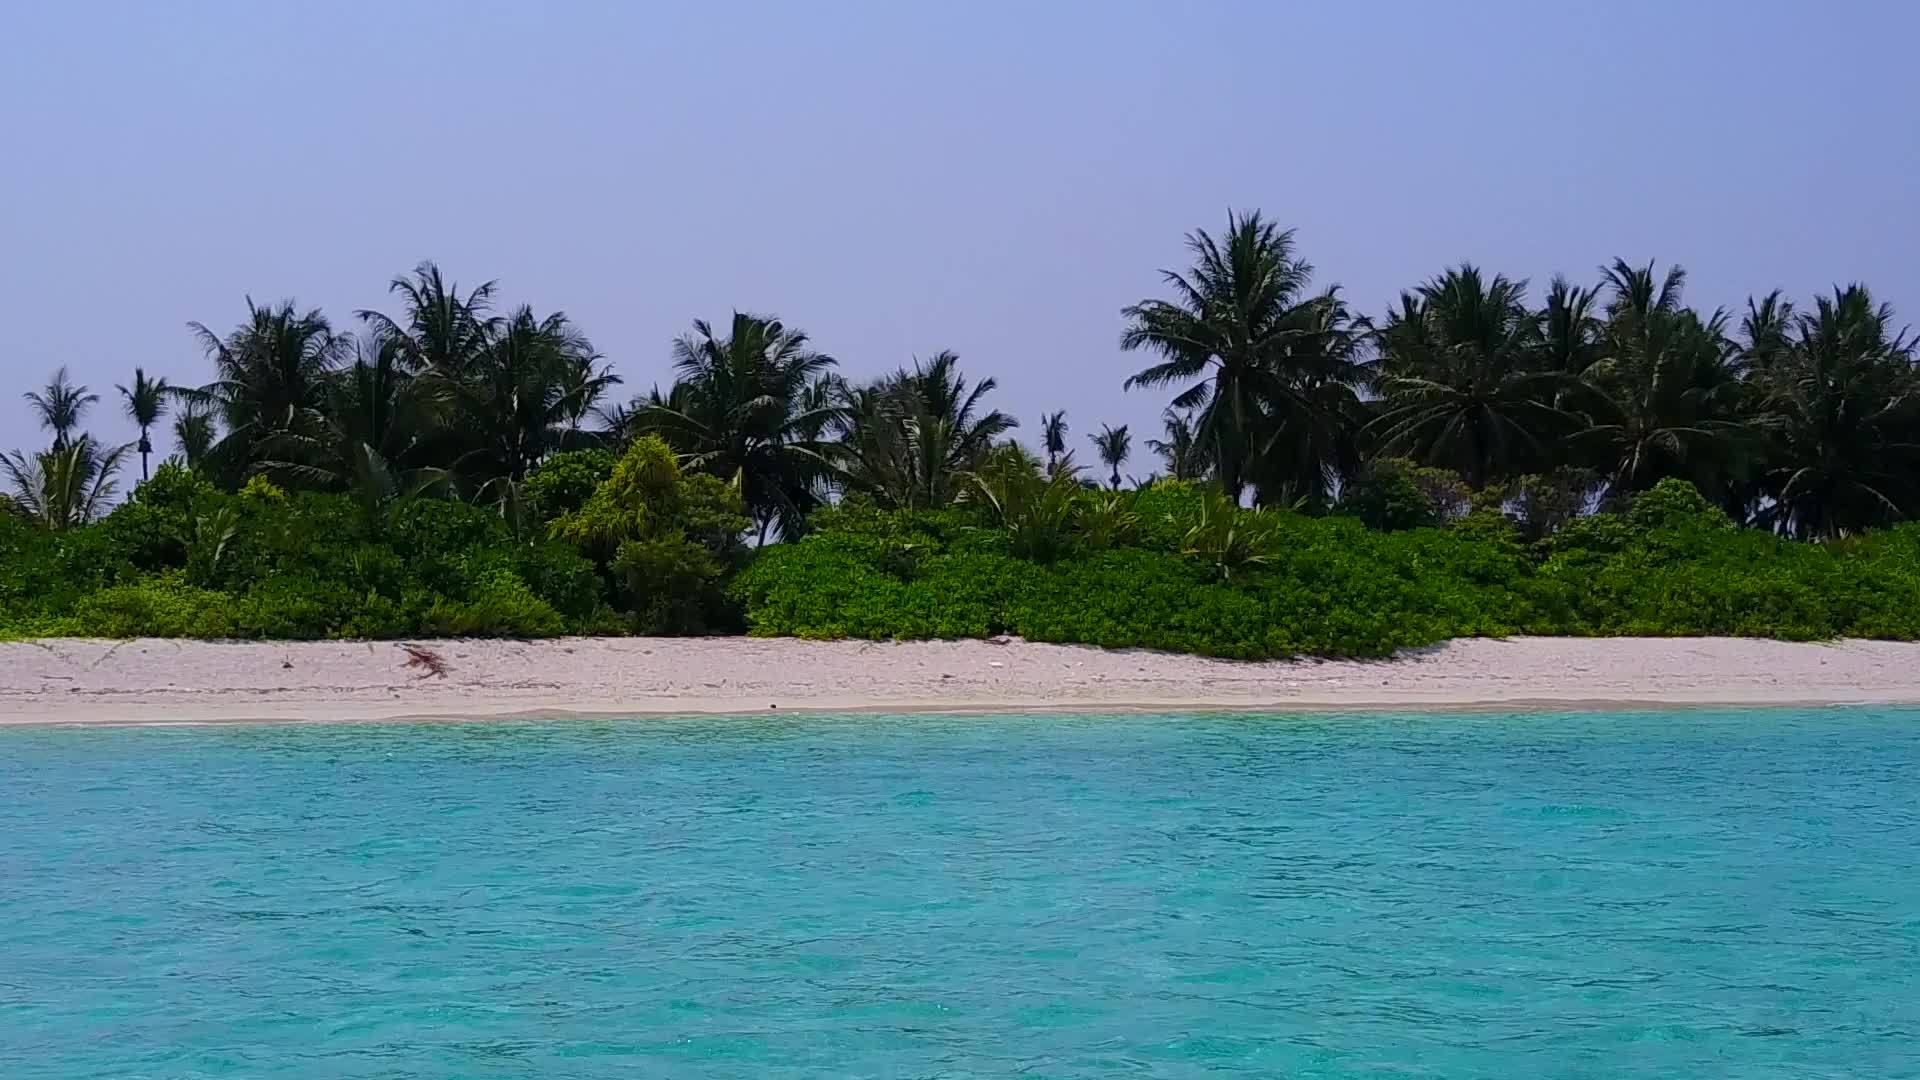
3,636 -> 1920,726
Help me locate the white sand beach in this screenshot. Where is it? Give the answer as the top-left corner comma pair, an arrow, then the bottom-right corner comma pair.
3,636 -> 1920,725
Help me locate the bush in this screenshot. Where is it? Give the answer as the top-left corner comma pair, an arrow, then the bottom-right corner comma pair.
740,502 -> 1541,658
11,473 -> 1920,657
0,465 -> 691,640
132,462 -> 219,514
95,499 -> 192,573
512,541 -> 606,622
524,449 -> 616,523
422,565 -> 568,638
68,575 -> 236,638
1337,458 -> 1469,531
552,436 -> 751,633
735,478 -> 1920,658
239,475 -> 289,504
1627,478 -> 1734,533
233,576 -> 363,639
387,498 -> 512,561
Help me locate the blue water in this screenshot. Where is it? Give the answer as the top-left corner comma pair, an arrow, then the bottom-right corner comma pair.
4,710 -> 1919,1078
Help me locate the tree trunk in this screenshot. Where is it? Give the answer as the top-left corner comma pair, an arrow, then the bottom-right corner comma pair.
1216,431 -> 1242,504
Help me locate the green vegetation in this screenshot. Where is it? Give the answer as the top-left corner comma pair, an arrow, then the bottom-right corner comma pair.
8,216 -> 1920,653
738,478 -> 1920,657
0,444 -> 737,640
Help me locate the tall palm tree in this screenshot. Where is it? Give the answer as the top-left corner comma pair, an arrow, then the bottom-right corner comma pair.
1538,276 -> 1604,379
833,351 -> 1017,509
1245,286 -> 1370,507
185,298 -> 352,483
635,313 -> 840,540
1091,423 -> 1131,489
1367,265 -> 1574,487
458,305 -> 613,495
117,367 -> 171,481
358,261 -> 499,377
357,262 -> 505,477
257,336 -> 450,515
1146,408 -> 1207,481
1122,211 -> 1363,501
1040,410 -> 1070,472
1579,260 -> 1752,505
1739,290 -> 1797,372
1,435 -> 130,529
23,367 -> 98,451
1753,286 -> 1919,538
171,400 -> 218,470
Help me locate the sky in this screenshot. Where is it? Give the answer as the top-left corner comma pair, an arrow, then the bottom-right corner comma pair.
3,0 -> 1917,464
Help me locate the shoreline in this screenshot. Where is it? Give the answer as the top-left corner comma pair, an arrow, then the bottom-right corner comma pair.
5,636 -> 1920,727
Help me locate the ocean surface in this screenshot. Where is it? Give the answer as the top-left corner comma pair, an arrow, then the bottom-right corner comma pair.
3,709 -> 1918,1078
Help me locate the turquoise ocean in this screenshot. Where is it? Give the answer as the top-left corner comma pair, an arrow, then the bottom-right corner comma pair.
3,708 -> 1917,1077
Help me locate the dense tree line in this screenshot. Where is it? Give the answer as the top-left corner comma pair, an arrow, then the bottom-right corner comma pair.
1120,213 -> 1919,539
8,213 -> 1917,545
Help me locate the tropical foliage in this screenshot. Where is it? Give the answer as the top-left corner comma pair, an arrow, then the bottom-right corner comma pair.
1121,211 -> 1367,505
738,476 -> 1920,657
8,221 -> 1920,651
630,313 -> 837,542
823,351 -> 1018,510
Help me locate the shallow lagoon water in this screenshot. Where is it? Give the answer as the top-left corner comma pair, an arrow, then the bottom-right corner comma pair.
4,708 -> 1918,1078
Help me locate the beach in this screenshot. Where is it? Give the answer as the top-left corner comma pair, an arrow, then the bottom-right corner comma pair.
3,636 -> 1920,725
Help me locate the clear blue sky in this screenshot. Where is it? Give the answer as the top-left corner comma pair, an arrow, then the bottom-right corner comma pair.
4,1 -> 1916,460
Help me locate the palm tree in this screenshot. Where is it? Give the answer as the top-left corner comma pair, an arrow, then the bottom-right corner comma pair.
117,368 -> 171,481
1040,410 -> 1070,472
1,435 -> 130,529
256,336 -> 450,516
1245,286 -> 1370,508
171,400 -> 218,470
833,351 -> 1017,509
1579,260 -> 1753,505
1538,276 -> 1604,379
358,261 -> 499,377
1146,408 -> 1207,481
185,298 -> 353,483
459,305 -> 614,496
1091,423 -> 1131,488
1739,290 -> 1797,372
1752,286 -> 1919,538
963,442 -> 1083,562
1122,211 -> 1363,502
23,367 -> 98,451
1367,265 -> 1575,487
635,313 -> 840,540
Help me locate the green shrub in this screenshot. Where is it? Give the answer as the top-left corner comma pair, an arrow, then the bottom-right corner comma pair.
552,436 -> 751,633
1179,492 -> 1284,581
745,480 -> 1920,659
524,449 -> 616,523
422,566 -> 567,638
233,576 -> 363,639
1337,458 -> 1469,531
1627,477 -> 1734,532
239,475 -> 289,504
1075,491 -> 1141,551
132,463 -> 219,514
94,499 -> 192,573
740,504 -> 1543,658
388,498 -> 512,561
9,472 -> 1920,658
1129,481 -> 1210,551
68,575 -> 236,638
512,542 -> 606,622
612,533 -> 733,634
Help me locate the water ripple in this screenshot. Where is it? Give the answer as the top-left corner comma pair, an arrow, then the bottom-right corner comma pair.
3,708 -> 1919,1077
